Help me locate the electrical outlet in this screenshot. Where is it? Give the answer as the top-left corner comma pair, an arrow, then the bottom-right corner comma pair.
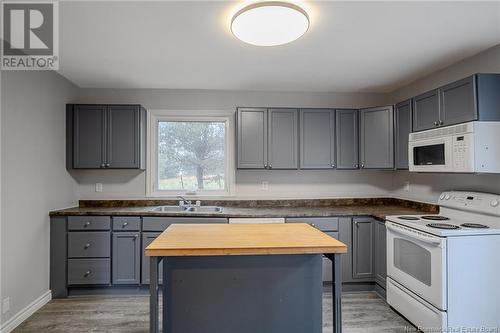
404,181 -> 410,192
2,297 -> 10,314
261,181 -> 269,191
95,183 -> 103,192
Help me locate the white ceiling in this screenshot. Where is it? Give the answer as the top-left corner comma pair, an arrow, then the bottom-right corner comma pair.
59,1 -> 500,92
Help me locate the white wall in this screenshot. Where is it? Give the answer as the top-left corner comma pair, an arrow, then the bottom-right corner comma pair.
388,44 -> 500,203
1,71 -> 78,327
73,88 -> 395,199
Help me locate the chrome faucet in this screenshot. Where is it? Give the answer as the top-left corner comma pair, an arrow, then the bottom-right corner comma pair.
177,195 -> 192,206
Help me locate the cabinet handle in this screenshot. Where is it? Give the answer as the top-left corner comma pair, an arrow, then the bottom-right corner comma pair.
122,222 -> 128,228
434,121 -> 439,126
105,163 -> 110,167
331,163 -> 336,168
100,163 -> 105,168
361,164 -> 365,168
354,221 -> 359,227
84,221 -> 91,227
134,234 -> 139,238
84,270 -> 92,277
269,164 -> 272,169
310,223 -> 316,227
84,242 -> 91,249
355,164 -> 359,168
264,164 -> 268,168
439,120 -> 443,125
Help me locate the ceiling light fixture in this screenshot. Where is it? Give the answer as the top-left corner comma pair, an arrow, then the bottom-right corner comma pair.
231,1 -> 310,47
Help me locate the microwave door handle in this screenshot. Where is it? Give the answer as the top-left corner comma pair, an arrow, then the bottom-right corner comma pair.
386,223 -> 442,246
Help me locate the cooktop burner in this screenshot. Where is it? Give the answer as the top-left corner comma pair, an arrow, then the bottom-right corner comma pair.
427,223 -> 461,230
422,215 -> 450,221
398,216 -> 420,220
461,223 -> 490,229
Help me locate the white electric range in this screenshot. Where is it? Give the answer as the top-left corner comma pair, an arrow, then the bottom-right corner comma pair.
385,191 -> 500,333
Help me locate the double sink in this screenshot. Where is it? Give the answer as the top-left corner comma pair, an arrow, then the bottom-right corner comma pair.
152,205 -> 223,213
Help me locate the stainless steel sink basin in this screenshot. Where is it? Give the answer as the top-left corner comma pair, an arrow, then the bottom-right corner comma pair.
184,206 -> 223,213
151,205 -> 188,212
151,205 -> 223,213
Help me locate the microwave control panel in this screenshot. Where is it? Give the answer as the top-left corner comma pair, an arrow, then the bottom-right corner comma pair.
452,134 -> 473,172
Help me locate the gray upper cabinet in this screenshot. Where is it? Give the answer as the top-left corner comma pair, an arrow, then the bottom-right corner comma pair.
359,106 -> 394,169
439,76 -> 477,126
335,109 -> 359,169
71,105 -> 107,168
107,105 -> 145,169
112,232 -> 141,285
352,217 -> 374,280
268,109 -> 298,169
237,108 -> 267,169
67,104 -> 146,169
299,109 -> 335,169
412,89 -> 440,131
395,100 -> 412,169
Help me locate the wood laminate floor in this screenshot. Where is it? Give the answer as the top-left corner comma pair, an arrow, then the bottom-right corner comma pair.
14,291 -> 413,333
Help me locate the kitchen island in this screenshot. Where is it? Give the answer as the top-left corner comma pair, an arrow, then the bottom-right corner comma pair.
145,223 -> 347,333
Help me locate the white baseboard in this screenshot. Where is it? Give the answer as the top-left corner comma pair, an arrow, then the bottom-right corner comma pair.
0,290 -> 52,333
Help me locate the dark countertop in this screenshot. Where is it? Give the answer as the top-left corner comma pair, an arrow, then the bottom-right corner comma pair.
50,198 -> 438,221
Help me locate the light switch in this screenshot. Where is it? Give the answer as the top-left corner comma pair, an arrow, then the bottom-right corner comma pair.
404,181 -> 410,192
95,183 -> 103,192
261,181 -> 269,191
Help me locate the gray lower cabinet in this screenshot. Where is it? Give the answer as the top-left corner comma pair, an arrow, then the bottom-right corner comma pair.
374,220 -> 387,288
68,259 -> 111,285
67,104 -> 146,169
335,109 -> 359,169
299,109 -> 335,169
112,232 -> 141,284
237,108 -> 267,169
268,108 -> 298,169
395,100 -> 412,169
142,232 -> 162,284
360,106 -> 394,169
352,217 -> 375,279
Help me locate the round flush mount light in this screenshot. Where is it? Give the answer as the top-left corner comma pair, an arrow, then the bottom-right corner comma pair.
231,1 -> 310,46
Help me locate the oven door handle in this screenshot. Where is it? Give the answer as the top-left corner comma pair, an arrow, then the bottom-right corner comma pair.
386,223 -> 443,246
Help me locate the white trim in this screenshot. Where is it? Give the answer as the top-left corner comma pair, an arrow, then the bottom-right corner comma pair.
0,290 -> 52,333
146,109 -> 236,198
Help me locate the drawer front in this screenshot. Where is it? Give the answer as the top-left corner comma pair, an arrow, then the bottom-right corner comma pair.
112,217 -> 141,231
142,217 -> 228,232
68,216 -> 111,231
286,217 -> 339,231
68,232 -> 110,258
68,259 -> 110,285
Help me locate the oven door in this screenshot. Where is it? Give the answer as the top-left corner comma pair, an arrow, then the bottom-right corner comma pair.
386,222 -> 447,310
408,136 -> 452,172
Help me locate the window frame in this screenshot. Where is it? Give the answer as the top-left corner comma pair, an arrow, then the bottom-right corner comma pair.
146,109 -> 235,198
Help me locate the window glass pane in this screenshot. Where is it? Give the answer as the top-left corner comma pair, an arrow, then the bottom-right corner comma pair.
158,121 -> 226,191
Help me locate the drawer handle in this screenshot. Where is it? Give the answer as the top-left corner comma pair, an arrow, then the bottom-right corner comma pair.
84,270 -> 92,277
84,243 -> 92,249
134,234 -> 139,238
354,221 -> 359,227
310,223 -> 315,227
122,222 -> 128,228
84,221 -> 91,227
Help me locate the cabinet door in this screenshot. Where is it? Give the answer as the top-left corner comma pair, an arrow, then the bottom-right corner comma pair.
412,89 -> 439,131
439,76 -> 477,126
112,232 -> 140,285
142,232 -> 162,284
352,218 -> 374,279
374,220 -> 387,288
299,109 -> 335,169
360,106 -> 394,169
395,100 -> 412,169
335,109 -> 359,169
73,105 -> 106,168
268,108 -> 298,169
107,105 -> 142,168
237,108 -> 267,169
322,231 -> 339,282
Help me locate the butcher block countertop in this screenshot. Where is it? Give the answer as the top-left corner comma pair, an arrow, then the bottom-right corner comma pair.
145,223 -> 348,257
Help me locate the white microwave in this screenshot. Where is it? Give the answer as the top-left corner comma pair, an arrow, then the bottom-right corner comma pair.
408,121 -> 500,173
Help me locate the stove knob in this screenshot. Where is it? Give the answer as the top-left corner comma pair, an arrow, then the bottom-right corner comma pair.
491,199 -> 499,207
445,194 -> 451,200
440,193 -> 446,200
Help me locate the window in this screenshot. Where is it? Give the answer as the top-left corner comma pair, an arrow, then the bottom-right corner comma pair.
147,111 -> 234,197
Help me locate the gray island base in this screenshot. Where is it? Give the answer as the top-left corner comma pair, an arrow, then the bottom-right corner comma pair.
150,254 -> 342,333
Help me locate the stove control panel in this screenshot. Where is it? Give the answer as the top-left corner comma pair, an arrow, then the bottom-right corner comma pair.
439,191 -> 500,216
